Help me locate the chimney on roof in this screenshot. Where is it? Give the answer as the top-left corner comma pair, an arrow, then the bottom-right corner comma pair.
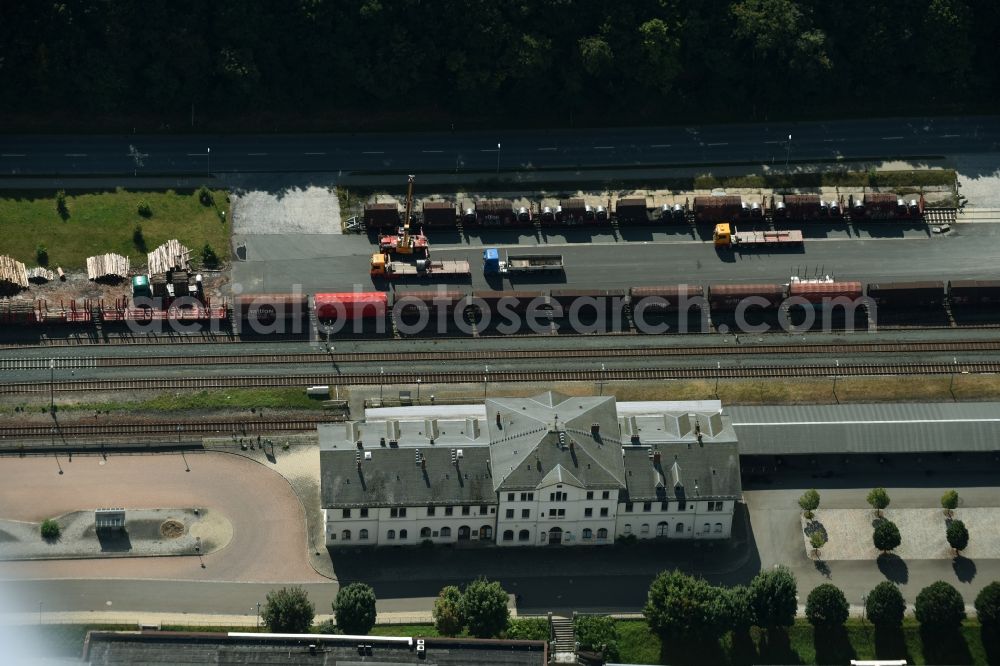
415,449 -> 422,466
591,422 -> 600,435
355,451 -> 362,470
356,440 -> 363,449
631,434 -> 640,445
496,412 -> 502,428
450,449 -> 457,465
653,450 -> 661,465
569,439 -> 575,451
421,458 -> 427,471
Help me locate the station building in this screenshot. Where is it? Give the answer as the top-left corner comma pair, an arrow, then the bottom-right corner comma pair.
319,391 -> 742,547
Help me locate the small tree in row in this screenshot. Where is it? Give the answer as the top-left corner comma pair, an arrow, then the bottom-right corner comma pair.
975,582 -> 1000,629
867,487 -> 891,516
946,519 -> 969,555
798,488 -> 820,520
865,581 -> 906,628
873,520 -> 901,554
432,578 -> 510,638
262,586 -> 315,633
805,583 -> 849,628
333,582 -> 377,634
941,489 -> 959,517
914,581 -> 966,630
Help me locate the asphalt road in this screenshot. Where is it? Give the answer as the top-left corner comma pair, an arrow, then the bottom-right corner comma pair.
232,221 -> 1000,295
3,116 -> 1000,176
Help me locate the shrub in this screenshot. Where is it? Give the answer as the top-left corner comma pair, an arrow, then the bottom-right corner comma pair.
575,615 -> 620,660
798,489 -> 820,513
56,190 -> 68,218
867,487 -> 890,515
198,185 -> 214,206
137,201 -> 152,217
504,617 -> 549,641
946,520 -> 969,554
865,581 -> 906,628
460,578 -> 510,638
432,585 -> 463,637
725,585 -> 754,632
262,586 -> 314,633
201,243 -> 219,268
810,530 -> 827,552
749,566 -> 798,629
333,582 -> 377,635
914,581 -> 966,630
36,244 -> 49,266
132,224 -> 147,252
941,490 -> 959,515
644,570 -> 730,641
806,583 -> 849,628
873,520 -> 901,553
40,518 -> 60,539
974,582 -> 1000,628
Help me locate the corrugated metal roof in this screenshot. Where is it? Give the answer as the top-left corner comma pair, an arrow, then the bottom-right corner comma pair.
730,402 -> 1000,455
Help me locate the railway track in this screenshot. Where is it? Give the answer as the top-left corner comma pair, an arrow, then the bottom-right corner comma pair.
0,417 -> 331,439
4,339 -> 1000,370
2,361 -> 998,395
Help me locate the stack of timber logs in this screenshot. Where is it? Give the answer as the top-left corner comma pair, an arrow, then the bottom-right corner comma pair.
0,255 -> 29,292
86,253 -> 130,281
147,239 -> 191,275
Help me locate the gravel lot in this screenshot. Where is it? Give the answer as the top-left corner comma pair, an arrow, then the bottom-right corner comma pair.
232,185 -> 341,235
803,507 -> 1000,560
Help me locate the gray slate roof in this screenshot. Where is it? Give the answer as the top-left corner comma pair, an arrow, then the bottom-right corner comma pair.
730,402 -> 1000,455
321,446 -> 495,508
486,392 -> 627,491
621,439 -> 742,502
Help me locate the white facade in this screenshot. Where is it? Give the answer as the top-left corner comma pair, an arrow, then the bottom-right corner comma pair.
614,499 -> 735,540
325,504 -> 498,547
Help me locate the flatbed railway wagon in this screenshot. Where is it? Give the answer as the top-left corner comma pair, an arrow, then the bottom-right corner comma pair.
713,224 -> 804,249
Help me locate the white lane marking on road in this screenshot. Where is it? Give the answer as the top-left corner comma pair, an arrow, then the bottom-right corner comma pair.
65,153 -> 87,157
707,142 -> 728,146
649,144 -> 671,148
247,152 -> 267,156
941,134 -> 960,138
1,153 -> 26,157
764,140 -> 781,144
480,149 -> 498,152
537,147 -> 557,151
421,150 -> 443,153
304,152 -> 326,155
186,153 -> 204,156
593,146 -> 615,149
362,151 -> 384,155
881,136 -> 903,140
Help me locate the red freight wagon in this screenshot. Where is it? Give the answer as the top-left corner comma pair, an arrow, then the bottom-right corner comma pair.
629,285 -> 705,312
314,292 -> 388,320
693,195 -> 743,222
708,284 -> 786,310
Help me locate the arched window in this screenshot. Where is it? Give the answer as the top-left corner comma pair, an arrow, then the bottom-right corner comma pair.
503,530 -> 514,541
359,529 -> 369,540
623,524 -> 632,535
714,523 -> 723,533
703,523 -> 710,534
675,522 -> 684,533
387,529 -> 396,540
597,528 -> 608,540
480,525 -> 493,540
582,528 -> 593,539
399,529 -> 408,540
440,527 -> 452,537
518,529 -> 530,541
420,527 -> 431,538
341,529 -> 351,540
640,523 -> 650,536
656,522 -> 668,537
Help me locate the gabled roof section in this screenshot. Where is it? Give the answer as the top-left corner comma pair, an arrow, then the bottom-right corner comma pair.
537,464 -> 584,489
486,392 -> 626,491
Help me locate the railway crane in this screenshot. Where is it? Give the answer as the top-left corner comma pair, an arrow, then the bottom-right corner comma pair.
378,175 -> 428,257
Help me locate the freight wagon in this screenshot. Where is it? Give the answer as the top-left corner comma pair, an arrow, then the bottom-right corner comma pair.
629,285 -> 705,312
865,282 -> 946,309
693,196 -> 743,223
787,279 -> 864,305
421,201 -> 458,227
949,280 -> 1000,306
314,292 -> 388,320
616,198 -> 649,225
708,284 -> 786,311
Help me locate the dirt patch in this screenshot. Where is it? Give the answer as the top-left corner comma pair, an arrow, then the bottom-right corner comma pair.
159,519 -> 185,539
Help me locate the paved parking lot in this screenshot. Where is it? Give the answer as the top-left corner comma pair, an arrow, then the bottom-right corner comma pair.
0,452 -> 324,583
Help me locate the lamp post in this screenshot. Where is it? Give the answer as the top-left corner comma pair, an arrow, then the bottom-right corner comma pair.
496,143 -> 501,175
785,134 -> 792,172
207,147 -> 211,177
254,601 -> 261,630
484,364 -> 489,399
416,378 -> 422,403
380,367 -> 385,403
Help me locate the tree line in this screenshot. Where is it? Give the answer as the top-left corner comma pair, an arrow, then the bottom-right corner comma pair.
1,0 -> 996,131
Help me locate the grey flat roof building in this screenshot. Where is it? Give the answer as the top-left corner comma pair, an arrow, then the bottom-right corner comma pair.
730,402 -> 1000,455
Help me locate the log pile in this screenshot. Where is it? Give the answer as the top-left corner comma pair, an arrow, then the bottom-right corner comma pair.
147,239 -> 190,275
26,267 -> 55,283
0,255 -> 29,292
86,253 -> 130,281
